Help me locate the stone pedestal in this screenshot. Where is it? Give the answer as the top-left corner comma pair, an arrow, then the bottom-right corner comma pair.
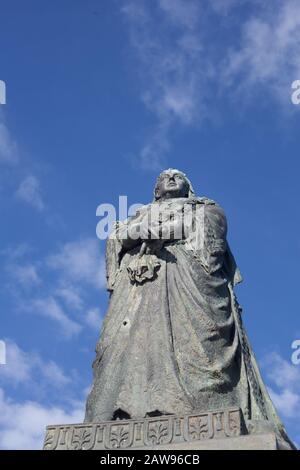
43,407 -> 279,450
139,433 -> 278,450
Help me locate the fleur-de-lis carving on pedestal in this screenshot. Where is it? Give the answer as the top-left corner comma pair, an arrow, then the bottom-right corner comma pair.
72,429 -> 92,450
44,431 -> 55,449
110,426 -> 129,448
189,417 -> 209,440
148,422 -> 169,445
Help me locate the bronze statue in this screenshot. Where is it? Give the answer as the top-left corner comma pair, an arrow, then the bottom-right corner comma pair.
85,169 -> 294,449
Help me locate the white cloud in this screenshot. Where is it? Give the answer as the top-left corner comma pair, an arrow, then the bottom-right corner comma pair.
269,387 -> 300,419
122,0 -> 210,168
0,388 -> 84,450
27,297 -> 82,338
122,0 -> 300,169
1,243 -> 32,261
56,285 -> 84,310
0,121 -> 18,164
2,239 -> 105,337
2,245 -> 41,289
209,0 -> 243,15
41,361 -> 71,388
85,308 -> 102,330
0,340 -> 32,385
15,175 -> 45,212
0,115 -> 46,212
158,0 -> 200,30
7,263 -> 41,288
263,351 -> 300,389
47,238 -> 105,290
0,342 -> 87,448
138,125 -> 170,171
262,352 -> 300,419
224,0 -> 300,103
0,339 -> 70,389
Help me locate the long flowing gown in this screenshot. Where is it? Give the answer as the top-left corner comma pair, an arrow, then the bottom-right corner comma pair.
85,196 -> 293,449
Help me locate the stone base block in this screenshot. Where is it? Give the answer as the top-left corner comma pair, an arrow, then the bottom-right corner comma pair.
43,407 -> 285,450
44,407 -> 250,450
136,432 -> 278,450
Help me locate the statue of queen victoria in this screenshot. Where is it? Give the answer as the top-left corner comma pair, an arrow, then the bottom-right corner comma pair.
85,169 -> 293,449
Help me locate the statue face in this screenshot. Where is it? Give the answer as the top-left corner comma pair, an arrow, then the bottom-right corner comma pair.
156,172 -> 189,200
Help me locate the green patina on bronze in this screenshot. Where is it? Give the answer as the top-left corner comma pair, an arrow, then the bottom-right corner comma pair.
84,169 -> 294,450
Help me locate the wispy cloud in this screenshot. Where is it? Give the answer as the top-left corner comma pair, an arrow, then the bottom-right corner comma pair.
85,307 -> 102,330
2,238 -> 106,338
0,387 -> 84,449
158,0 -> 200,30
6,263 -> 41,288
209,0 -> 244,15
1,243 -> 32,261
41,361 -> 71,389
47,238 -> 106,290
224,0 -> 300,104
0,339 -> 70,389
0,121 -> 18,164
15,175 -> 45,212
0,340 -> 32,385
55,286 -> 84,311
122,0 -> 300,168
122,0 -> 210,169
0,339 -> 85,449
0,112 -> 45,213
26,297 -> 82,338
269,388 -> 300,419
262,352 -> 300,419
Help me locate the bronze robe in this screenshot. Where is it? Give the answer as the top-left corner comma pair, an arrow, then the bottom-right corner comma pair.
85,196 -> 293,448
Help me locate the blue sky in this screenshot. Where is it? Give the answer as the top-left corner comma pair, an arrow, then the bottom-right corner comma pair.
0,0 -> 300,449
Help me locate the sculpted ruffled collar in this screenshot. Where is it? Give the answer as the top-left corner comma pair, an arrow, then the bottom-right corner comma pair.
152,196 -> 216,206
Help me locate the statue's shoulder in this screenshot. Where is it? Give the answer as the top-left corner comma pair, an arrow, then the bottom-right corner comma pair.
196,196 -> 217,206
196,197 -> 224,211
195,197 -> 227,222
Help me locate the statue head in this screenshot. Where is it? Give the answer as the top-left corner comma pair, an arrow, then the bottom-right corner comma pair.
154,169 -> 195,201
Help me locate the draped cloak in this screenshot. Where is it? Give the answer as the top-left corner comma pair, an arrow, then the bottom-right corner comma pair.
85,196 -> 294,449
